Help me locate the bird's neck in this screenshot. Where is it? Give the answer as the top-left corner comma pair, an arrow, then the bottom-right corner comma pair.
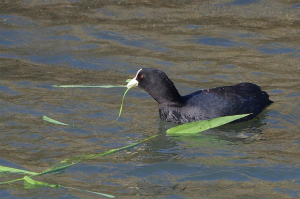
148,83 -> 183,106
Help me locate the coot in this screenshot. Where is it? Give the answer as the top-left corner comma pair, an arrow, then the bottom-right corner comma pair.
127,68 -> 273,124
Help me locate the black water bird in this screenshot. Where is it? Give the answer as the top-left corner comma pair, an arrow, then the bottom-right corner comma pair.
127,68 -> 273,124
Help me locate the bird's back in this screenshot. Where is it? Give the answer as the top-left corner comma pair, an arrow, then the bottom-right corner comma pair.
159,82 -> 273,124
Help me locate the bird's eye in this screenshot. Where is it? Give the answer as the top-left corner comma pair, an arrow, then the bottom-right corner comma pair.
139,75 -> 144,79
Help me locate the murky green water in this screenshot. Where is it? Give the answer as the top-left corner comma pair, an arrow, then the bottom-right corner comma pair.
1,0 -> 300,198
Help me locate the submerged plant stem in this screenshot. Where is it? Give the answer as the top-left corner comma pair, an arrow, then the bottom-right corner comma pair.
59,134 -> 158,165
0,134 -> 158,198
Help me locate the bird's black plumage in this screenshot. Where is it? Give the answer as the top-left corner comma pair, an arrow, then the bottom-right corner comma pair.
128,68 -> 273,124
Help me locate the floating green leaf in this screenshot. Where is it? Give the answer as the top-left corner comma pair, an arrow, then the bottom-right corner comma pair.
63,186 -> 115,198
0,165 -> 37,175
24,176 -> 115,198
24,176 -> 60,189
43,115 -> 74,127
0,177 -> 26,185
53,85 -> 126,88
166,114 -> 250,136
40,162 -> 77,175
52,79 -> 133,119
0,165 -> 38,185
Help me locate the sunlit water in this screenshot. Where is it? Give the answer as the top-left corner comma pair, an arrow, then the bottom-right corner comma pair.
0,0 -> 300,198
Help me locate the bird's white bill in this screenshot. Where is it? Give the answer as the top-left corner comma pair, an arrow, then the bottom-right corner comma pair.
126,78 -> 138,88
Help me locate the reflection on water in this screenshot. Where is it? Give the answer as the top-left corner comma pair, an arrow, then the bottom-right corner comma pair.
1,0 -> 300,198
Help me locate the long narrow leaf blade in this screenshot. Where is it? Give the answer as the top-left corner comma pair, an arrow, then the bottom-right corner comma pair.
43,115 -> 73,127
64,186 -> 115,198
117,87 -> 131,118
0,177 -> 25,185
53,85 -> 126,88
117,78 -> 137,119
24,177 -> 115,198
24,176 -> 60,189
40,162 -> 77,175
42,135 -> 157,175
166,114 -> 250,136
0,165 -> 37,175
57,135 -> 158,166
